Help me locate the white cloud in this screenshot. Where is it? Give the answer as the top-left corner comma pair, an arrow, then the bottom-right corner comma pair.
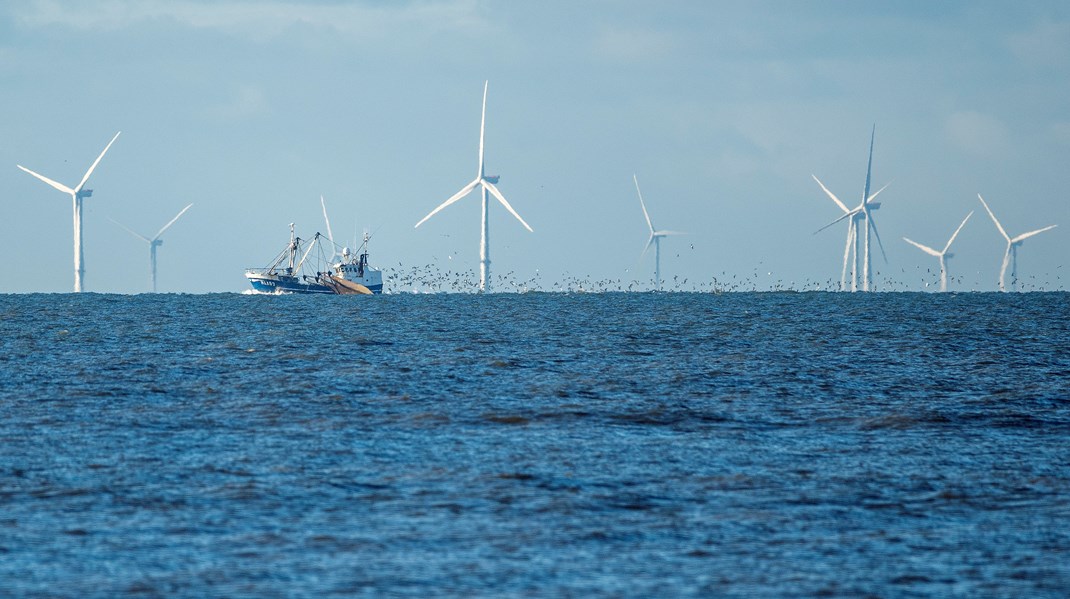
13,0 -> 489,41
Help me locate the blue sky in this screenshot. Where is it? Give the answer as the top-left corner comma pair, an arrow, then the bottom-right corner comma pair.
1,1 -> 1067,292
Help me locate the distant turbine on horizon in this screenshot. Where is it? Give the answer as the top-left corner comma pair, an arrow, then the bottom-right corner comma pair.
977,194 -> 1057,291
812,126 -> 889,292
110,203 -> 193,293
633,174 -> 685,290
903,210 -> 973,292
17,131 -> 121,292
415,80 -> 532,292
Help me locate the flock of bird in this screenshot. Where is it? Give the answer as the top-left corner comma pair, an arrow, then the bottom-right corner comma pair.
381,262 -> 1061,295
15,81 -> 1061,294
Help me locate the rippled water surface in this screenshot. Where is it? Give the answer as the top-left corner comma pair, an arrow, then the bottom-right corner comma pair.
2,292 -> 1069,597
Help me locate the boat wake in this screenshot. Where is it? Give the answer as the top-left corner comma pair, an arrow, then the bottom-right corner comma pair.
241,288 -> 293,296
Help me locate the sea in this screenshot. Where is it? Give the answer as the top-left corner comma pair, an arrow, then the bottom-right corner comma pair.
1,291 -> 1068,597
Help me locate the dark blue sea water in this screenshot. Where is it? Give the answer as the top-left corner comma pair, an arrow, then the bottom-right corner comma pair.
1,292 -> 1069,597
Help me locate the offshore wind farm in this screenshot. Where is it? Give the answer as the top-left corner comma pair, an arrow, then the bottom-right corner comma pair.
3,4 -> 1068,295
9,117 -> 1059,294
4,93 -> 1061,295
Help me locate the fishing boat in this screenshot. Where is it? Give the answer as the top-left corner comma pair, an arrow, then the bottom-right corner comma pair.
245,224 -> 383,294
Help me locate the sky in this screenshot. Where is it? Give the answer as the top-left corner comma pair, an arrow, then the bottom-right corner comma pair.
1,0 -> 1068,293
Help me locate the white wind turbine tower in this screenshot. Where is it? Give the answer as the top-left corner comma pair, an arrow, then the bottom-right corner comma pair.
634,174 -> 685,290
17,131 -> 121,292
902,211 -> 973,292
812,126 -> 889,291
110,204 -> 193,293
415,81 -> 532,292
977,194 -> 1057,291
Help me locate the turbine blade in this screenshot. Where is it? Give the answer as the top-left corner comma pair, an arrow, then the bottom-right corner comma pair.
630,235 -> 655,275
640,233 -> 654,259
869,214 -> 888,263
862,125 -> 875,202
999,246 -> 1011,290
1011,224 -> 1057,244
978,194 -> 1011,242
153,203 -> 194,240
903,237 -> 941,257
814,208 -> 860,235
415,178 -> 480,228
841,221 -> 853,289
17,165 -> 75,195
108,217 -> 151,244
812,175 -> 850,214
483,180 -> 533,232
75,131 -> 121,193
866,182 -> 890,204
656,230 -> 687,236
478,80 -> 488,178
320,195 -> 335,245
942,210 -> 973,253
634,174 -> 655,233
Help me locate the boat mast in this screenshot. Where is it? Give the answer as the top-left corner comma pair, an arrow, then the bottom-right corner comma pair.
359,231 -> 371,274
295,233 -> 320,275
287,222 -> 297,273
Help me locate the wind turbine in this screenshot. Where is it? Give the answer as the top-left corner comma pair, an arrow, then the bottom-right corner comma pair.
110,204 -> 193,293
17,131 -> 121,292
903,211 -> 973,292
812,126 -> 889,291
634,174 -> 685,290
977,194 -> 1057,291
415,81 -> 532,292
